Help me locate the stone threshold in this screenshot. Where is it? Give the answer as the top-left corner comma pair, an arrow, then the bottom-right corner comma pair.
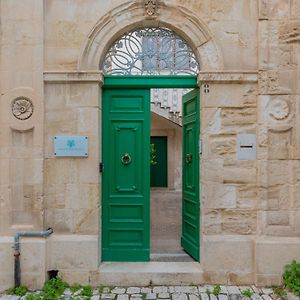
94,262 -> 203,286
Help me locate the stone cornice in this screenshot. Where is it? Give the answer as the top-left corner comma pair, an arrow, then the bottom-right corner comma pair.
44,71 -> 104,84
198,71 -> 258,84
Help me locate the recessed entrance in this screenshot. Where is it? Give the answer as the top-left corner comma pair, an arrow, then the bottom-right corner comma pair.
101,27 -> 200,263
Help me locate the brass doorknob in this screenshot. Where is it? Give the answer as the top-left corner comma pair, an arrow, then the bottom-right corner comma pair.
121,153 -> 132,165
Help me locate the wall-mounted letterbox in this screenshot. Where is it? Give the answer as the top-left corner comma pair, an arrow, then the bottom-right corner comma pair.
237,134 -> 256,160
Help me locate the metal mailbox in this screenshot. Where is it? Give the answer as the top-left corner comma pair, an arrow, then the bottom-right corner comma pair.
237,134 -> 256,160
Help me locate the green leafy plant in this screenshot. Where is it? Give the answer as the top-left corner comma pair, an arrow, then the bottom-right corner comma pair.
6,287 -> 15,295
273,286 -> 287,298
26,293 -> 44,300
6,286 -> 28,297
150,143 -> 157,165
283,260 -> 300,296
241,288 -> 254,298
70,283 -> 82,294
42,277 -> 68,299
80,285 -> 92,298
213,285 -> 221,297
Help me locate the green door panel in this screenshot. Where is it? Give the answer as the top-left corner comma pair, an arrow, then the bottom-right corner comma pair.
181,88 -> 200,261
150,136 -> 168,187
102,89 -> 150,261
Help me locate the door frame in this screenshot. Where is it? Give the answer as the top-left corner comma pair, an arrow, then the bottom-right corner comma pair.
102,75 -> 200,261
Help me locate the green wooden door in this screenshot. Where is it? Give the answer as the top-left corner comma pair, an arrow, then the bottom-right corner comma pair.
102,89 -> 150,261
150,136 -> 168,187
181,89 -> 200,261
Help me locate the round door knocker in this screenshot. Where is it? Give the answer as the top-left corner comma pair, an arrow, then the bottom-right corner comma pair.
121,153 -> 132,165
186,153 -> 193,164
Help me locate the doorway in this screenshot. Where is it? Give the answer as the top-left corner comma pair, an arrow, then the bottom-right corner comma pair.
101,76 -> 200,262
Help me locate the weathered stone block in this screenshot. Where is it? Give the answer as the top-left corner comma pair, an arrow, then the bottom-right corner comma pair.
266,211 -> 290,226
208,134 -> 236,158
221,107 -> 256,126
202,235 -> 254,274
202,183 -> 236,209
221,209 -> 257,235
46,235 -> 98,270
223,160 -> 256,184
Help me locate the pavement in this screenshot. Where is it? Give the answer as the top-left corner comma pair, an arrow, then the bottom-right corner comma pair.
0,285 -> 294,300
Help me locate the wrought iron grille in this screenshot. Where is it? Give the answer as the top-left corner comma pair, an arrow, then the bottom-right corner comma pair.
102,27 -> 200,75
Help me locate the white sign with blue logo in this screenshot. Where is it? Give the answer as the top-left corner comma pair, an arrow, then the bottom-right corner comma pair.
54,136 -> 88,157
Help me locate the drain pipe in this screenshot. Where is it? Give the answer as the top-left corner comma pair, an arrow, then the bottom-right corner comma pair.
14,228 -> 54,287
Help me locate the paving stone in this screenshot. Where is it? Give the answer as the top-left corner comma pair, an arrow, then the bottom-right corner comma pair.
227,286 -> 240,295
103,288 -> 112,294
209,295 -> 218,300
64,288 -> 72,296
0,297 -> 20,300
189,294 -> 200,300
101,293 -> 116,299
117,295 -> 129,300
261,289 -> 272,295
172,292 -> 188,300
112,288 -> 126,294
261,296 -> 272,300
141,288 -> 152,294
199,293 -> 209,300
175,286 -> 198,294
159,292 -> 170,299
287,292 -> 300,300
220,286 -> 228,294
92,296 -> 100,300
94,289 -> 100,295
154,286 -> 169,293
74,288 -> 83,296
251,286 -> 261,295
198,287 -> 206,293
127,288 -> 141,294
228,295 -> 242,300
250,294 -> 262,300
219,295 -> 229,300
203,285 -> 214,294
146,293 -> 157,299
169,287 -> 175,293
130,294 -> 143,299
239,286 -> 252,292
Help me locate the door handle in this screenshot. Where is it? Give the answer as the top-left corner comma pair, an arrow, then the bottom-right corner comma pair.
186,153 -> 193,164
121,153 -> 132,165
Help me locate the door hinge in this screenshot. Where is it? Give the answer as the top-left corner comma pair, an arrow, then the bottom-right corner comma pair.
99,162 -> 104,173
199,139 -> 202,155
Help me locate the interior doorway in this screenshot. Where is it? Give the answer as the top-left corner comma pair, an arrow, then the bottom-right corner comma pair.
150,88 -> 190,262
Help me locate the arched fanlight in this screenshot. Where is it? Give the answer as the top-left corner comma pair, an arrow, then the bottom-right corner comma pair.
102,27 -> 200,75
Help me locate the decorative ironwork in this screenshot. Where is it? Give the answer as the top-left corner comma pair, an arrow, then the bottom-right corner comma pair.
102,27 -> 200,75
144,0 -> 158,16
11,97 -> 34,120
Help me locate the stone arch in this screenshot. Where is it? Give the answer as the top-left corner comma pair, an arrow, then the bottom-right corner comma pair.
78,1 -> 223,71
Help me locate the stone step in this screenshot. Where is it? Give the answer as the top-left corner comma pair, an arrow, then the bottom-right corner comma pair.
150,253 -> 194,262
91,262 -> 203,286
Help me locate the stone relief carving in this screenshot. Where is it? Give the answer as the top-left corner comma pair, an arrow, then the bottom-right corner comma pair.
268,98 -> 290,120
11,97 -> 34,120
144,0 -> 158,16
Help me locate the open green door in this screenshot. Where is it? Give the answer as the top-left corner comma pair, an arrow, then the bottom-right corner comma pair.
102,89 -> 150,261
181,89 -> 200,261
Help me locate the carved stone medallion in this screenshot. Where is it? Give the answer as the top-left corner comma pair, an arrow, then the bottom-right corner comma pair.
11,97 -> 34,120
268,99 -> 290,121
144,0 -> 157,16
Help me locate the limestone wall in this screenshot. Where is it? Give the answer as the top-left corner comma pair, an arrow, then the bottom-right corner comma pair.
0,0 -> 300,291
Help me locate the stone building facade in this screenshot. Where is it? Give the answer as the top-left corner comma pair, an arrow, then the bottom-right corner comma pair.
1,0 -> 300,291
